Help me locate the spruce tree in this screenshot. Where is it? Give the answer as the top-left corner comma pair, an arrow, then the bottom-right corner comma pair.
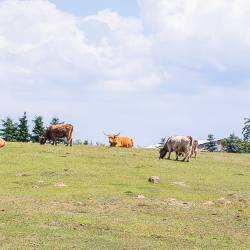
17,112 -> 30,142
50,117 -> 60,125
242,118 -> 250,141
223,134 -> 241,153
205,134 -> 217,152
32,116 -> 44,142
0,117 -> 17,141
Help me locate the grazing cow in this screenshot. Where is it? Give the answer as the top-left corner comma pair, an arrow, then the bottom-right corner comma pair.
104,132 -> 134,148
159,135 -> 193,162
0,138 -> 6,149
191,140 -> 199,158
40,124 -> 73,146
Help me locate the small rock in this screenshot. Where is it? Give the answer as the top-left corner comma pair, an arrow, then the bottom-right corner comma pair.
17,173 -> 29,177
148,176 -> 160,183
137,194 -> 145,199
173,181 -> 187,187
32,185 -> 39,189
202,201 -> 214,207
54,182 -> 66,187
216,197 -> 231,205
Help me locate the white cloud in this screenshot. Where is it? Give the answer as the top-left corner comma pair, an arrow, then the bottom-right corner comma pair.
0,0 -> 249,144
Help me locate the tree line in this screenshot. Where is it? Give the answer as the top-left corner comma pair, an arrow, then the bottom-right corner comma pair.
158,118 -> 250,153
0,112 -> 62,142
1,113 -> 250,152
205,118 -> 250,153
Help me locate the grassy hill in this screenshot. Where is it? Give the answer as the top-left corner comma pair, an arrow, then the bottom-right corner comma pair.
0,143 -> 249,249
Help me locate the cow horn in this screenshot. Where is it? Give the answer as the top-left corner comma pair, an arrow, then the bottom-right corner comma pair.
114,133 -> 120,137
103,131 -> 109,136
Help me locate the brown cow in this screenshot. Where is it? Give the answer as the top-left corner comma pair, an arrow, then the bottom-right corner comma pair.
40,124 -> 73,146
0,138 -> 6,149
159,135 -> 193,162
104,132 -> 134,148
191,140 -> 199,158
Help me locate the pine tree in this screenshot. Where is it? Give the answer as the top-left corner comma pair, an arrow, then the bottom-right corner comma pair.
0,117 -> 17,141
50,117 -> 64,125
50,117 -> 60,125
32,116 -> 44,142
222,134 -> 242,153
205,134 -> 217,152
242,118 -> 250,142
17,112 -> 30,142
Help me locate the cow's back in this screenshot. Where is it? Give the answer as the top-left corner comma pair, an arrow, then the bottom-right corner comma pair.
50,124 -> 73,137
118,136 -> 134,148
167,136 -> 192,152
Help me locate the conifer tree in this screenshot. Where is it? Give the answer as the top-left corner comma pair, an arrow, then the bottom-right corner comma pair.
17,112 -> 30,142
242,118 -> 250,141
0,117 -> 17,141
205,134 -> 217,152
223,134 -> 241,153
50,117 -> 60,125
32,116 -> 44,142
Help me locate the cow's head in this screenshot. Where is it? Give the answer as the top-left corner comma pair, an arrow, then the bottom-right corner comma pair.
39,128 -> 49,145
39,135 -> 47,144
159,146 -> 168,159
104,132 -> 120,147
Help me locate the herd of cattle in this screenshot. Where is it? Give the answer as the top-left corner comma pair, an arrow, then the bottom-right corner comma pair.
0,123 -> 199,161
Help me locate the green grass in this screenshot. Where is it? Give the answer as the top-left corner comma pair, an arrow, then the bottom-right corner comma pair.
0,143 -> 249,249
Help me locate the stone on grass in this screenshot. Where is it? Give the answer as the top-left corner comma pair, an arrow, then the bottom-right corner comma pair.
54,182 -> 66,187
148,176 -> 160,183
137,194 -> 145,199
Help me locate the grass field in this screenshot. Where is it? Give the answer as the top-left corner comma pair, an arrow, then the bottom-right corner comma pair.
0,143 -> 249,249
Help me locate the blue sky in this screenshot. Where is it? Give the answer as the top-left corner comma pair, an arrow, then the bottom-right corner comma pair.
0,0 -> 249,145
49,0 -> 139,17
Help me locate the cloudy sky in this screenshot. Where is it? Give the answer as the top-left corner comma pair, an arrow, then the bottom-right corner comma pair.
1,0 -> 250,145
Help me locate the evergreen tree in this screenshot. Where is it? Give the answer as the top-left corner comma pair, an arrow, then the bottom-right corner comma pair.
205,134 -> 217,152
222,134 -> 242,153
50,117 -> 64,125
83,140 -> 89,145
17,112 -> 30,142
32,116 -> 44,142
0,117 -> 17,141
242,118 -> 250,141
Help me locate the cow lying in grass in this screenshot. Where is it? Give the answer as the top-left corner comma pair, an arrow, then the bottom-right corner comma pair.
159,135 -> 193,162
104,132 -> 134,148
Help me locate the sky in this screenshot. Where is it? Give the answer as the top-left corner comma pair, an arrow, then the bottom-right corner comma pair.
0,0 -> 250,146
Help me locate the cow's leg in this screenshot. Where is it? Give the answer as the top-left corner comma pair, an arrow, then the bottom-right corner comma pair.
65,137 -> 69,146
184,150 -> 192,162
70,138 -> 73,146
167,150 -> 172,160
182,151 -> 188,161
175,152 -> 179,161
